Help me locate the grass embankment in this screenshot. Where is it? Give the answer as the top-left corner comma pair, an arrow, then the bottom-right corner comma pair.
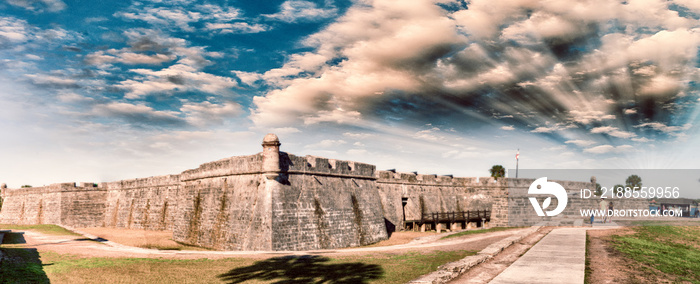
613,226 -> 700,283
0,224 -> 81,236
441,227 -> 519,240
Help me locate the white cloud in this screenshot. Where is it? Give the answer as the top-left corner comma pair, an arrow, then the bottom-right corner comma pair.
249,0 -> 700,138
635,122 -> 691,133
343,132 -> 373,139
500,125 -> 515,131
631,137 -> 652,143
251,0 -> 464,127
57,92 -> 94,103
302,109 -> 362,125
194,4 -> 241,22
204,22 -> 268,34
181,101 -> 243,126
25,74 -> 77,88
115,2 -> 262,34
6,0 -> 66,12
92,102 -> 183,126
116,7 -> 203,31
565,140 -> 596,147
264,0 -> 337,23
624,108 -> 637,115
0,17 -> 30,42
584,144 -> 634,154
118,64 -> 238,99
414,127 -> 445,141
531,126 -> 559,133
232,71 -> 263,86
590,126 -> 636,139
569,110 -> 615,125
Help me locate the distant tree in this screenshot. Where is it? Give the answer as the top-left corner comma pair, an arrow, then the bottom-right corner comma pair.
594,183 -> 603,196
625,175 -> 642,191
613,184 -> 625,195
20,185 -> 32,188
489,165 -> 506,178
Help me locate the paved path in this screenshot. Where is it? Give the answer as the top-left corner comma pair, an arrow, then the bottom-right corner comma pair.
484,223 -> 621,284
487,228 -> 586,284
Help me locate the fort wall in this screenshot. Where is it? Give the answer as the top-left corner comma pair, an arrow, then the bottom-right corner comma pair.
172,154 -> 270,250
0,134 -> 651,251
501,178 -> 649,226
102,175 -> 180,230
270,154 -> 387,250
0,183 -> 100,226
376,171 -> 507,230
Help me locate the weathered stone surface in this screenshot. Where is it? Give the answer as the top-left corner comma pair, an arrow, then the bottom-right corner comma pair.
377,172 -> 507,230
0,135 -> 630,251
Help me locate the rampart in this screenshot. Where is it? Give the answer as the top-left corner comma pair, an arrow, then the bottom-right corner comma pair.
0,133 -> 648,250
375,171 -> 507,231
0,134 -> 389,251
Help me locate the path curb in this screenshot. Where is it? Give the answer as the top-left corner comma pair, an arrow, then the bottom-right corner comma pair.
408,226 -> 542,284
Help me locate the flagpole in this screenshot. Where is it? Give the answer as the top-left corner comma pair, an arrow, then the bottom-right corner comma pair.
516,149 -> 519,178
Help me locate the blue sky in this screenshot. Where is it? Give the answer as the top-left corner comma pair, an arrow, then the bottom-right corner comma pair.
1,0 -> 700,196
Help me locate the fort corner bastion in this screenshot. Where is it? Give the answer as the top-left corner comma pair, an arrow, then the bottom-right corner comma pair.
1,134 -> 644,251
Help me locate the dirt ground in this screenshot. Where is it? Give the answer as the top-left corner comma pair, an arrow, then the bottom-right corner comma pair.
10,227 -> 524,260
77,227 -> 439,250
77,227 -> 187,249
364,231 -> 438,247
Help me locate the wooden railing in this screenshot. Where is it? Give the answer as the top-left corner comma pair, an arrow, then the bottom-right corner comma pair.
419,210 -> 490,223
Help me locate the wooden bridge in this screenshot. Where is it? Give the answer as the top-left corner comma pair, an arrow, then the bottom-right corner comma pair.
405,210 -> 491,232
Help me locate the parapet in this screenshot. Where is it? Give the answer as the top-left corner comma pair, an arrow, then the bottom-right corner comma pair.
103,174 -> 180,190
2,182 -> 108,195
376,170 -> 507,187
283,154 -> 375,178
180,154 -> 264,181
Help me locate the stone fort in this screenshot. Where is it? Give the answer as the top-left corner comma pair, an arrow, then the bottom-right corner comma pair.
0,134 -> 647,251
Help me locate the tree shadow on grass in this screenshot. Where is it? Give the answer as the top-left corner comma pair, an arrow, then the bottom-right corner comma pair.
2,232 -> 26,244
218,255 -> 384,284
0,248 -> 50,284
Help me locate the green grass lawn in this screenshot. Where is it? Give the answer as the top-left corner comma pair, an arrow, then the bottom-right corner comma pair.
1,248 -> 475,283
1,224 -> 476,283
0,224 -> 81,236
612,226 -> 700,283
440,227 -> 519,240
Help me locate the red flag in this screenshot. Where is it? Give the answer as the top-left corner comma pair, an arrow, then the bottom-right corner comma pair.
516,150 -> 519,160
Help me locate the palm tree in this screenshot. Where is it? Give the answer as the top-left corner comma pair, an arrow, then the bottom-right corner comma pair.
612,184 -> 625,195
625,175 -> 642,191
490,165 -> 505,178
594,183 -> 603,196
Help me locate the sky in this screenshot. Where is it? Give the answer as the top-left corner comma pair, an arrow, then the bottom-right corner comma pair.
1,0 -> 700,196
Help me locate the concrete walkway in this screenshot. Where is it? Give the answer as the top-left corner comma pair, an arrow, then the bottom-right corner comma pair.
487,228 -> 586,284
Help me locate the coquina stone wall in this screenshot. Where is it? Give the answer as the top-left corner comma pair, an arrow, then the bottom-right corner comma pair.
376,171 -> 507,231
0,182 -> 106,227
102,175 -> 181,230
271,154 -> 387,251
0,133 -> 648,251
172,154 -> 270,250
497,178 -> 649,226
